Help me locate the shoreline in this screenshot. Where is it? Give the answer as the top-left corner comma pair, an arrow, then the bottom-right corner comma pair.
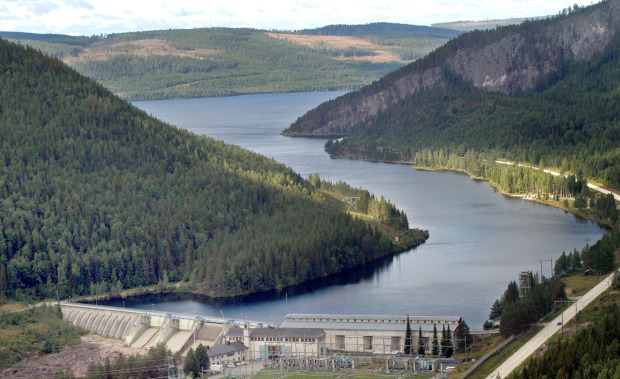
328,151 -> 617,229
74,227 -> 429,305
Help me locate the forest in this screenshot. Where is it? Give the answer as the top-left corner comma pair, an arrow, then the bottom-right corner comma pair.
0,38 -> 427,302
322,30 -> 620,190
289,1 -> 620,192
508,292 -> 620,378
0,24 -> 457,100
488,229 -> 618,337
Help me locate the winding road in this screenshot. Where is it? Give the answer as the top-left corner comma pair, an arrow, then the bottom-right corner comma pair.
485,268 -> 619,379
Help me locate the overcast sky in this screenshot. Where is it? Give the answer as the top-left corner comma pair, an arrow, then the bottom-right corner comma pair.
1,0 -> 597,36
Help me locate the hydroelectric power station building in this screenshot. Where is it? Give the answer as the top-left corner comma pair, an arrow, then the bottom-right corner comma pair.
225,314 -> 462,360
56,302 -> 462,366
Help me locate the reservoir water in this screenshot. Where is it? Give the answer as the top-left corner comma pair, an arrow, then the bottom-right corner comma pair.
126,92 -> 606,329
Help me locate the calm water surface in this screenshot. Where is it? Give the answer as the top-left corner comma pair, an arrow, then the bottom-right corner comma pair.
126,92 -> 606,329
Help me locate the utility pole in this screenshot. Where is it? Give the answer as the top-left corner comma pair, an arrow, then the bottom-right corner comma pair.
167,355 -> 176,379
536,259 -> 552,280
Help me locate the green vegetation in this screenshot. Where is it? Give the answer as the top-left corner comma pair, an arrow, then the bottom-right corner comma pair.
295,23 -> 460,60
487,230 -> 618,338
0,38 -> 426,302
465,326 -> 543,379
1,24 -> 458,100
324,35 -> 620,189
509,292 -> 620,378
0,304 -> 84,367
184,344 -> 209,378
556,232 -> 619,277
289,2 -> 619,192
497,276 -> 566,337
82,342 -> 172,379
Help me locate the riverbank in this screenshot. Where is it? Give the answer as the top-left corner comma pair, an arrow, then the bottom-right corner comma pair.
74,224 -> 429,306
328,148 -> 617,230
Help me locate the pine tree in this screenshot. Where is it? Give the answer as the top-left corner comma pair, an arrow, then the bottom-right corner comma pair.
404,315 -> 412,355
0,264 -> 7,300
442,325 -> 453,358
489,299 -> 502,321
418,326 -> 425,355
195,343 -> 210,375
432,324 -> 439,356
184,347 -> 198,377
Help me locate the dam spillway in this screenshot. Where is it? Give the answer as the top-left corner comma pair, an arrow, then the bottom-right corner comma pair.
55,302 -> 272,354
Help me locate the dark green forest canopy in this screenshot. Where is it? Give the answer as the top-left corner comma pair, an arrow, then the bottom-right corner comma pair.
287,1 -> 620,190
0,38 -> 425,301
325,37 -> 620,188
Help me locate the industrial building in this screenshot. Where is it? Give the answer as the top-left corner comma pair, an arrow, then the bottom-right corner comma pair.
225,314 -> 462,360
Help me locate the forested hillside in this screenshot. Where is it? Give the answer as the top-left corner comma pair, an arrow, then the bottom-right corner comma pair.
1,24 -> 458,100
285,0 -> 620,190
0,38 -> 426,301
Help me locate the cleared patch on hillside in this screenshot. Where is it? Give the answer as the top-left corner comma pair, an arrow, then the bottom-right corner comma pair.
266,32 -> 402,63
64,38 -> 220,63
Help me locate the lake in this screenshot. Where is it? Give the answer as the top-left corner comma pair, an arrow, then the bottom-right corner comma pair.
121,92 -> 607,329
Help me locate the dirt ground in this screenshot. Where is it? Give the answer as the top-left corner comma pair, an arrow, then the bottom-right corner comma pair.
63,38 -> 218,64
0,334 -> 146,378
266,32 -> 402,63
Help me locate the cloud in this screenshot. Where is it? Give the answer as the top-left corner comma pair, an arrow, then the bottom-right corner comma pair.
1,0 -> 598,35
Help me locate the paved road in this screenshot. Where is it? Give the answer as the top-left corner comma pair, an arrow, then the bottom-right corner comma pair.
495,161 -> 620,201
485,269 -> 618,379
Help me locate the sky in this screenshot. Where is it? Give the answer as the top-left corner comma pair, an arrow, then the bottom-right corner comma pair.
1,0 -> 597,36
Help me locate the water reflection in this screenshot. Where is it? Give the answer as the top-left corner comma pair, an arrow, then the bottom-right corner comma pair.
119,92 -> 608,328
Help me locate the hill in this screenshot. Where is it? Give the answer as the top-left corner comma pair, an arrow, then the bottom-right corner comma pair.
284,0 -> 620,190
0,37 -> 427,301
0,24 -> 459,101
431,17 -> 545,32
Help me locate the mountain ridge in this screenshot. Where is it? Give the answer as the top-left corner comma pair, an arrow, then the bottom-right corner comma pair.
284,0 -> 620,138
0,37 -> 426,301
0,23 -> 459,101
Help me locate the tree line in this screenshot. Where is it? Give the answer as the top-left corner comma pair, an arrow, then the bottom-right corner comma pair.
509,302 -> 620,378
487,229 -> 618,337
298,1 -> 620,191
0,38 -> 426,302
5,26 -> 422,101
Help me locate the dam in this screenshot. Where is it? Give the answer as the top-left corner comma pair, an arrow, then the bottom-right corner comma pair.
54,302 -> 273,355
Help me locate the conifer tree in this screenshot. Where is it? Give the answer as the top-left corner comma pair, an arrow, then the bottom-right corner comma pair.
442,325 -> 453,358
432,324 -> 439,356
184,348 -> 198,377
404,315 -> 412,355
195,343 -> 210,375
418,326 -> 425,355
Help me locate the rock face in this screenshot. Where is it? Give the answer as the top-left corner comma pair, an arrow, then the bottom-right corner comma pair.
286,0 -> 619,137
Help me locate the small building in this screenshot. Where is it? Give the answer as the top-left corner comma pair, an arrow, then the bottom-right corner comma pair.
585,268 -> 596,276
206,341 -> 247,366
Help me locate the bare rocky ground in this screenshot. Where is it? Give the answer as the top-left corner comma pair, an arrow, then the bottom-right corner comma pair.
0,334 -> 146,378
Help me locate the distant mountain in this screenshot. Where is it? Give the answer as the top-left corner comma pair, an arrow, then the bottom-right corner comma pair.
284,0 -> 620,189
1,23 -> 458,101
431,17 -> 545,32
0,38 -> 426,300
295,22 -> 460,39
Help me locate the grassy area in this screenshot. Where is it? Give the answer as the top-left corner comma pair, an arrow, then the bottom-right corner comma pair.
464,326 -> 543,379
562,246 -> 620,296
0,304 -> 85,368
0,302 -> 28,313
562,273 -> 604,296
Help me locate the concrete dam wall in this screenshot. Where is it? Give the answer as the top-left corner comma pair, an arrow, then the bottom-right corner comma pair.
56,302 -> 229,354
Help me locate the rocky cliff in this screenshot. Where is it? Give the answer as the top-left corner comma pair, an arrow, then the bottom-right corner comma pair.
285,0 -> 620,137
